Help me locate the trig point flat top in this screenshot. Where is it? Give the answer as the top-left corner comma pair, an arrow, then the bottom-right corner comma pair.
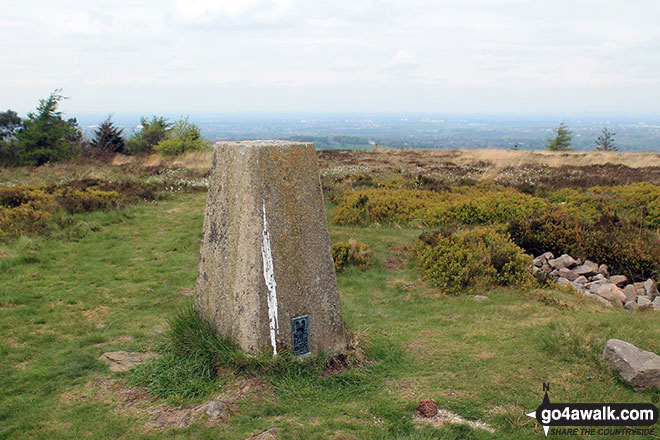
195,140 -> 346,356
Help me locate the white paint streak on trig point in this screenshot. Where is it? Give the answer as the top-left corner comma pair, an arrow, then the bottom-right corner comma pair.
261,199 -> 279,356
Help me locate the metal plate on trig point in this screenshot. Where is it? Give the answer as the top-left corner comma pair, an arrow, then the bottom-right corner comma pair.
292,315 -> 310,356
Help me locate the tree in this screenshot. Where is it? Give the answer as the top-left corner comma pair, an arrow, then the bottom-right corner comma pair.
545,122 -> 572,151
15,89 -> 82,166
153,117 -> 210,156
90,116 -> 125,155
595,127 -> 617,151
0,110 -> 22,141
125,116 -> 172,155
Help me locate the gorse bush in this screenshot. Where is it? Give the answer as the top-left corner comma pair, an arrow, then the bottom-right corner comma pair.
0,179 -> 160,240
413,226 -> 533,295
549,182 -> 660,229
333,185 -> 546,227
332,240 -> 372,272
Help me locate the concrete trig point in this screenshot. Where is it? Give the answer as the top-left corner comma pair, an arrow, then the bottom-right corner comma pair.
195,140 -> 346,356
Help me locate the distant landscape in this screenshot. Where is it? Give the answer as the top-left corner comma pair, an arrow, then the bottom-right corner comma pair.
75,113 -> 660,151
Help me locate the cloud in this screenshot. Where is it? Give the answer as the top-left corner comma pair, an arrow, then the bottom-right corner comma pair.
1,0 -> 659,113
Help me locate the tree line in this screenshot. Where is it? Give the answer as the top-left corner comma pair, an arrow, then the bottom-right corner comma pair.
0,90 -> 210,166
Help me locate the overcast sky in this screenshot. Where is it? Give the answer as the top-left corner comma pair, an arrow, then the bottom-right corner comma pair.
2,0 -> 659,115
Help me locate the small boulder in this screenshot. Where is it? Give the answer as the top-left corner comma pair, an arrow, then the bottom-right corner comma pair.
598,264 -> 610,278
533,256 -> 545,267
198,401 -> 229,418
473,295 -> 489,302
603,339 -> 660,389
587,280 -> 608,293
645,279 -> 659,298
610,275 -> 628,287
99,351 -> 161,373
653,297 -> 660,311
558,268 -> 579,281
586,293 -> 614,307
574,261 -> 598,277
623,285 -> 638,303
592,273 -> 607,282
597,284 -> 626,305
249,428 -> 279,440
557,277 -> 572,287
625,301 -> 640,311
574,276 -> 588,285
548,254 -> 578,270
638,296 -> 652,307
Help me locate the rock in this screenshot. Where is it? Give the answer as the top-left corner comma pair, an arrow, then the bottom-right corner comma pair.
418,399 -> 439,418
198,401 -> 228,418
645,279 -> 659,298
249,428 -> 278,439
558,268 -> 579,281
195,141 -> 346,356
473,295 -> 489,302
548,271 -> 559,281
638,296 -> 652,306
557,277 -> 572,287
548,254 -> 577,270
541,263 -> 552,273
99,351 -> 161,373
533,256 -> 544,267
574,276 -> 588,285
574,261 -> 598,277
653,297 -> 660,311
603,339 -> 660,389
587,280 -> 608,293
586,293 -> 614,307
609,275 -> 628,287
598,264 -> 610,278
596,284 -> 626,305
625,301 -> 640,311
592,273 -> 607,282
623,285 -> 638,302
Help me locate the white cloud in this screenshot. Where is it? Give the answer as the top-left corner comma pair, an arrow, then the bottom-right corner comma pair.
1,0 -> 659,113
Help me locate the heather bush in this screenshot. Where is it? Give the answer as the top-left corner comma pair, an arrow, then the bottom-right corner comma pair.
0,179 -> 161,241
508,206 -> 660,280
332,240 -> 372,272
413,226 -> 533,295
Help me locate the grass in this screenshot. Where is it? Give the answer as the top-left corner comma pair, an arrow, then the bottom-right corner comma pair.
2,159 -> 660,439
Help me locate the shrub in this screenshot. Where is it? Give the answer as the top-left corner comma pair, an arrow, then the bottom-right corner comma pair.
153,117 -> 210,156
332,240 -> 372,272
13,90 -> 83,166
413,226 -> 533,295
508,206 -> 660,280
0,201 -> 51,240
333,185 -> 546,227
334,189 -> 441,226
125,116 -> 172,155
0,179 -> 161,241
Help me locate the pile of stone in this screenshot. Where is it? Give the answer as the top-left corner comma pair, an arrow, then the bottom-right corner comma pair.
532,252 -> 659,310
